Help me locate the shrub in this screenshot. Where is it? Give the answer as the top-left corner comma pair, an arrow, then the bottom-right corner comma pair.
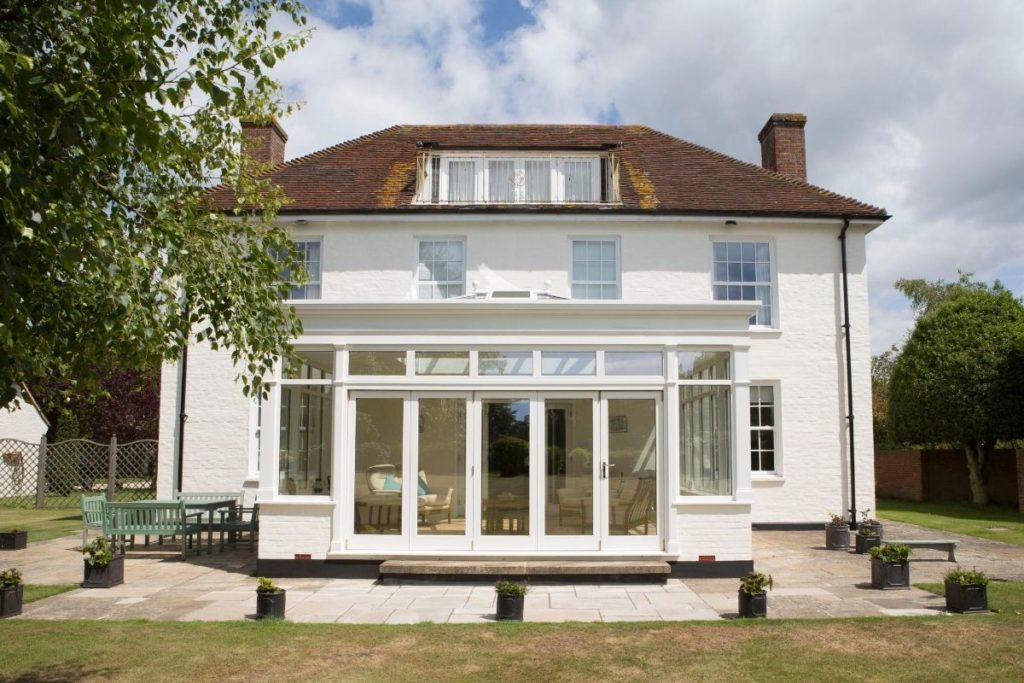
739,572 -> 773,595
495,579 -> 529,597
0,568 -> 23,588
870,543 -> 911,562
944,567 -> 990,586
257,577 -> 282,593
82,536 -> 115,567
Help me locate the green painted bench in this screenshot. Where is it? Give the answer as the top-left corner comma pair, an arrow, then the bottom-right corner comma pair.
218,503 -> 260,552
81,494 -> 106,548
104,501 -> 204,560
887,539 -> 958,562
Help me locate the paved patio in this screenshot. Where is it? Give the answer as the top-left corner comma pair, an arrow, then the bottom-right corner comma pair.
7,520 -> 1023,623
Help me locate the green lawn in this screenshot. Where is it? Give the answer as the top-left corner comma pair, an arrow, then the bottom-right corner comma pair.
1,584 -> 1022,682
23,584 -> 77,604
0,508 -> 82,543
876,498 -> 1024,546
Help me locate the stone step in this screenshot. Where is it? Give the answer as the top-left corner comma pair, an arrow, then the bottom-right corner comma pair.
379,560 -> 671,584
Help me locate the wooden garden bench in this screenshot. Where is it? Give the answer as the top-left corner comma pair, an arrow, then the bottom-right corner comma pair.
104,501 -> 204,560
886,539 -> 958,562
81,494 -> 106,548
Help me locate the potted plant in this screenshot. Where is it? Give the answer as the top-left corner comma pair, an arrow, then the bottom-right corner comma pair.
495,579 -> 529,621
0,528 -> 28,551
81,536 -> 124,588
944,567 -> 989,614
737,571 -> 773,618
825,512 -> 850,550
854,524 -> 881,554
255,577 -> 286,619
859,509 -> 884,540
0,568 -> 23,618
870,543 -> 911,590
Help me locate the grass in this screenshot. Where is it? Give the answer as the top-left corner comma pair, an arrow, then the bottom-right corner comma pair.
0,584 -> 1022,682
22,584 -> 77,604
876,498 -> 1024,547
0,508 -> 82,543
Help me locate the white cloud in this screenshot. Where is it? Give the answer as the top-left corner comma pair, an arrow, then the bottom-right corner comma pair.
273,0 -> 1024,354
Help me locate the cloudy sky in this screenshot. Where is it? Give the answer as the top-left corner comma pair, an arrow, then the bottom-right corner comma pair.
270,0 -> 1024,354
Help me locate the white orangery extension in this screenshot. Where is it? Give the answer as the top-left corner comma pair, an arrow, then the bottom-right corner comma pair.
157,117 -> 887,577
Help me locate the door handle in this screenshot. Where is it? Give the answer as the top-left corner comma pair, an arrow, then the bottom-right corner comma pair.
601,462 -> 607,479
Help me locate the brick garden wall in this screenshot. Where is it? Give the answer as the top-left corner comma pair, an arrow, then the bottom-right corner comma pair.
875,449 -> 1024,511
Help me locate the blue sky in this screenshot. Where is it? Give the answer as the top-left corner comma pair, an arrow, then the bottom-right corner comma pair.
272,1 -> 1024,354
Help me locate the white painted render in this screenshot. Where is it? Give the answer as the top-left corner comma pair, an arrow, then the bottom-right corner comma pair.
0,393 -> 49,497
157,215 -> 879,563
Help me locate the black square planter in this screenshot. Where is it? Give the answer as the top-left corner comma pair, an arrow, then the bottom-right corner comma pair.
871,557 -> 910,590
496,594 -> 525,621
738,590 -> 767,618
0,531 -> 27,550
256,589 -> 286,619
945,581 -> 988,614
82,554 -> 125,588
855,534 -> 881,554
0,585 -> 23,618
825,525 -> 850,550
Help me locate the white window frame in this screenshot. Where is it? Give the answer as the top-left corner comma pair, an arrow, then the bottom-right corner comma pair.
288,238 -> 322,300
710,238 -> 777,327
423,152 -> 603,205
749,382 -> 780,476
569,237 -> 621,299
415,237 -> 466,299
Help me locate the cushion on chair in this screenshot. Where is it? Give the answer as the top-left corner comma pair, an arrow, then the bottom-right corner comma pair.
417,475 -> 430,496
382,474 -> 402,491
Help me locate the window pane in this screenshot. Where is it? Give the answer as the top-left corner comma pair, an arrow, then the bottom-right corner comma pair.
570,239 -> 618,300
678,351 -> 730,380
481,400 -> 531,535
479,351 -> 533,376
605,351 -> 664,376
349,351 -> 406,376
283,350 -> 334,380
488,159 -> 515,203
417,239 -> 465,300
448,161 -> 475,202
546,398 -> 595,535
563,160 -> 593,202
607,398 -> 658,536
417,398 -> 467,536
415,351 -> 470,376
541,351 -> 596,376
354,398 -> 404,534
679,385 -> 731,496
279,384 -> 332,496
525,160 -> 551,202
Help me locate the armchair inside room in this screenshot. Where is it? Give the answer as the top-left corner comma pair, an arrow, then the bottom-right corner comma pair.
365,464 -> 400,496
416,471 -> 453,526
556,476 -> 592,525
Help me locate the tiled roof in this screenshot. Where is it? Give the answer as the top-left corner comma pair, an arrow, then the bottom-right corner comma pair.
209,124 -> 887,219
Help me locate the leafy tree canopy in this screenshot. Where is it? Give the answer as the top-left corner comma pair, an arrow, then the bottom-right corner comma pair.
0,0 -> 310,409
889,284 -> 1024,502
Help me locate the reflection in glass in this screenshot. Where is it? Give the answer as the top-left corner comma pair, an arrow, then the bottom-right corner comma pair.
679,386 -> 732,495
541,351 -> 596,376
546,399 -> 594,535
606,399 -> 658,536
282,350 -> 334,380
481,400 -> 530,535
417,399 -> 466,536
278,385 -> 332,495
678,351 -> 730,380
415,351 -> 470,376
353,398 -> 404,534
605,351 -> 664,376
349,350 -> 406,376
479,351 -> 533,376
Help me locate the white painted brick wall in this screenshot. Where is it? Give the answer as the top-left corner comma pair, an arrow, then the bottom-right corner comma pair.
258,503 -> 334,559
157,217 -> 879,553
675,504 -> 752,561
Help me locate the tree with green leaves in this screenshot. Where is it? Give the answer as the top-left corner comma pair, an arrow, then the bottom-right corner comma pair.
0,1 -> 311,409
889,284 -> 1024,504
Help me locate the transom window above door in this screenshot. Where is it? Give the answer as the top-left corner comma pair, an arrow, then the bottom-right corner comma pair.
417,153 -> 620,204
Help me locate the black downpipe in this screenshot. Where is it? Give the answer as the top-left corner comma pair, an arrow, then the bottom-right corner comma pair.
839,218 -> 857,529
175,322 -> 189,495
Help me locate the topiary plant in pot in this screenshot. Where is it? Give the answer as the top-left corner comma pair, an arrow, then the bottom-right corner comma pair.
495,579 -> 529,621
944,567 -> 989,614
870,543 -> 911,590
255,577 -> 286,619
0,568 -> 24,618
854,523 -> 882,555
0,528 -> 28,551
737,572 -> 773,618
825,512 -> 850,550
81,536 -> 124,588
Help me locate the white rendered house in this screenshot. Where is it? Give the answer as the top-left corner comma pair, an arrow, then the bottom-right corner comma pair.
157,115 -> 887,577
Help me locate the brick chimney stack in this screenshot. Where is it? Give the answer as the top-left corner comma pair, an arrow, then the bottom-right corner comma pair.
241,119 -> 288,167
757,113 -> 807,181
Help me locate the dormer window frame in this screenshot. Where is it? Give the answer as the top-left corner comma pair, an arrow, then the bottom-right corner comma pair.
417,151 -> 618,205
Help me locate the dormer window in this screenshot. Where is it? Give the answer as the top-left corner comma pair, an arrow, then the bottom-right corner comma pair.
417,152 -> 619,205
